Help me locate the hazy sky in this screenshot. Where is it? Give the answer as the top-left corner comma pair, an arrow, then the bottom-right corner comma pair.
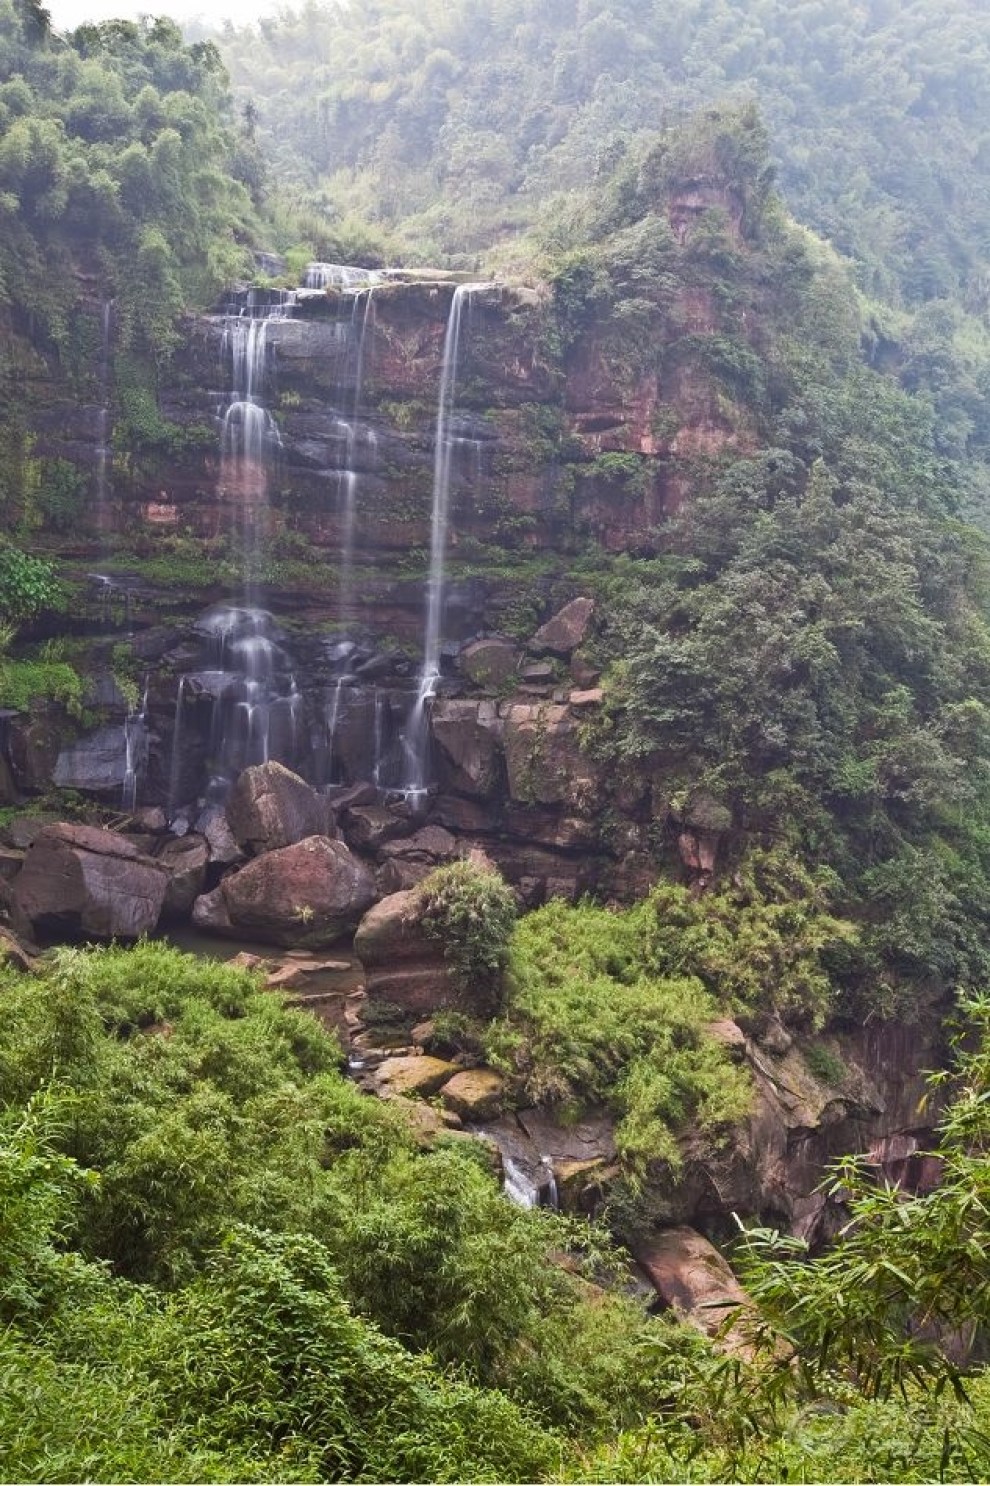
47,0 -> 275,27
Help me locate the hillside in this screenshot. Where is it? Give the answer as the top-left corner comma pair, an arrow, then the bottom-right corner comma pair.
2,0 -> 990,1480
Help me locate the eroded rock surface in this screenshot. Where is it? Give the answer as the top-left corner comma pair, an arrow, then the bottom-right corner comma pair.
633,1226 -> 754,1354
192,835 -> 375,948
13,823 -> 168,940
353,888 -> 457,1012
226,761 -> 333,855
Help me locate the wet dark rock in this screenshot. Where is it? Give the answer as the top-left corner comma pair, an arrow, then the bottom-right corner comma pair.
13,823 -> 168,940
157,833 -> 210,920
83,672 -> 133,711
342,805 -> 414,853
129,626 -> 182,662
7,707 -> 69,793
192,835 -> 375,948
378,825 -> 457,863
376,859 -> 433,893
226,761 -> 333,855
194,805 -> 243,866
431,699 -> 504,799
53,725 -> 130,795
529,597 -> 595,657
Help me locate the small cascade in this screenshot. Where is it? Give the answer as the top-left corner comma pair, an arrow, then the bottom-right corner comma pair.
371,688 -> 386,787
166,606 -> 307,817
324,675 -> 350,785
501,1155 -> 559,1211
94,299 -> 114,537
336,286 -> 379,627
219,291 -> 295,604
305,262 -> 382,291
167,675 -> 188,817
403,283 -> 486,796
121,673 -> 150,810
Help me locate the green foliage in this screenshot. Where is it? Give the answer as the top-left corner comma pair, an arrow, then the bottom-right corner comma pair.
489,897 -> 751,1169
212,0 -> 990,311
0,3 -> 256,364
0,940 -> 731,1481
5,941 -> 990,1480
0,649 -> 83,716
0,542 -> 61,626
33,456 -> 85,531
646,855 -> 858,1029
419,859 -> 517,1010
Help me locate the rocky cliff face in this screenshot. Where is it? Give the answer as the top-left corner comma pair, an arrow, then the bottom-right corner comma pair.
2,243 -> 756,905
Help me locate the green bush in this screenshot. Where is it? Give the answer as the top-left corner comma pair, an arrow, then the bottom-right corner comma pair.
488,898 -> 752,1170
0,545 -> 62,628
419,859 -> 517,1011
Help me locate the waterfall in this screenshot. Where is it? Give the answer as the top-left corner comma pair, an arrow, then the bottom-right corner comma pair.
337,286 -> 378,629
220,293 -> 293,606
94,299 -> 114,537
501,1155 -> 559,1210
167,676 -> 188,820
121,673 -> 149,810
371,688 -> 386,787
403,284 -> 485,795
325,676 -> 348,783
305,262 -> 381,291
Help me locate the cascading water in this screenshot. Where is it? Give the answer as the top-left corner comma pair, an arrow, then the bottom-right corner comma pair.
220,291 -> 294,602
403,284 -> 486,796
305,262 -> 381,291
166,292 -> 307,818
94,299 -> 114,536
336,284 -> 379,628
121,673 -> 150,810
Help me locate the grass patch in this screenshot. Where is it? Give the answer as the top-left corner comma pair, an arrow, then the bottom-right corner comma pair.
485,897 -> 751,1171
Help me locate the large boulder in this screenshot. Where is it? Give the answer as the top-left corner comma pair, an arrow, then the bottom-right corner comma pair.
353,888 -> 458,1012
442,1069 -> 506,1121
157,833 -> 209,920
369,1054 -> 460,1099
633,1227 -> 755,1356
13,823 -> 168,940
459,638 -> 519,690
226,761 -> 333,855
430,699 -> 505,799
192,835 -> 375,948
502,702 -> 600,811
53,725 -> 133,795
529,597 -> 595,658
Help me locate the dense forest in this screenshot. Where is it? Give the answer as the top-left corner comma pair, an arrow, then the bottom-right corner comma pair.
214,0 -> 990,307
3,0 -> 990,1479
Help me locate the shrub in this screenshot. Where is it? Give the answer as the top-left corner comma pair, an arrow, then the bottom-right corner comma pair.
0,545 -> 62,628
419,859 -> 517,1011
488,898 -> 752,1170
